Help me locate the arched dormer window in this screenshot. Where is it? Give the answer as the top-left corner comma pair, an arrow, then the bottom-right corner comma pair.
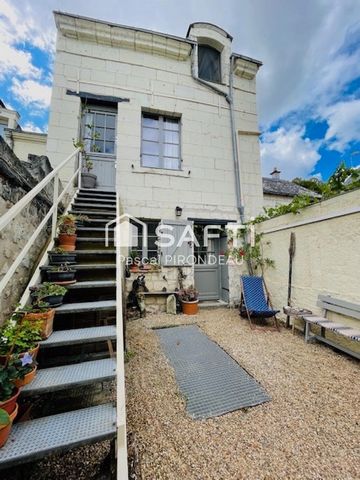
198,45 -> 221,83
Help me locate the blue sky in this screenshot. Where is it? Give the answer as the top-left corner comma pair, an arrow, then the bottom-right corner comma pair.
0,0 -> 359,180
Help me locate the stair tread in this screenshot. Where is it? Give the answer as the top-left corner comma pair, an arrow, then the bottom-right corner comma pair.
41,326 -> 116,347
76,237 -> 114,242
73,203 -> 116,209
80,188 -> 116,194
69,210 -> 116,216
74,250 -> 116,254
22,358 -> 116,395
75,197 -> 116,204
56,300 -> 116,314
67,280 -> 116,289
0,403 -> 116,469
77,227 -> 112,231
41,264 -> 116,270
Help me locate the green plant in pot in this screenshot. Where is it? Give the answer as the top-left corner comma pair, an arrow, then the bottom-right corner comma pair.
75,214 -> 90,227
48,247 -> 77,265
129,250 -> 140,272
178,286 -> 199,315
30,282 -> 68,307
58,214 -> 77,226
0,315 -> 43,361
0,408 -> 12,448
21,300 -> 55,339
10,352 -> 38,389
57,222 -> 77,252
81,157 -> 97,189
46,263 -> 76,285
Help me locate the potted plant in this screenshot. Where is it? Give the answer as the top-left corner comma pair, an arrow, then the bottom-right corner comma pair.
48,247 -> 77,265
11,353 -> 37,388
21,301 -> 55,339
30,282 -> 68,307
0,408 -> 12,448
178,286 -> 199,315
81,158 -> 97,189
0,315 -> 42,365
58,214 -> 77,226
75,214 -> 90,227
0,363 -> 20,415
57,222 -> 77,252
46,263 -> 76,285
129,250 -> 140,272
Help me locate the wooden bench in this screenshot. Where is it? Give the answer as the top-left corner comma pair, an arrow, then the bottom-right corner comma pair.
302,295 -> 360,360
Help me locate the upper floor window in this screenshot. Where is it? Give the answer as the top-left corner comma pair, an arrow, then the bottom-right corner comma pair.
141,113 -> 181,170
83,109 -> 116,155
198,45 -> 221,83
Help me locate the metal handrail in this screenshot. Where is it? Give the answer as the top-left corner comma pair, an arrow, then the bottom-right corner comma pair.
0,148 -> 81,297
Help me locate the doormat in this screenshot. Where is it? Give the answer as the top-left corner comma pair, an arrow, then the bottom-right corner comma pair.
156,325 -> 270,419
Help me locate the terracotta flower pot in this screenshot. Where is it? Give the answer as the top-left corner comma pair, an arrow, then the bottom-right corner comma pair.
0,423 -> 11,448
14,366 -> 37,388
9,403 -> 18,423
23,309 -> 55,339
0,344 -> 40,365
58,234 -> 77,252
181,300 -> 199,315
0,388 -> 20,415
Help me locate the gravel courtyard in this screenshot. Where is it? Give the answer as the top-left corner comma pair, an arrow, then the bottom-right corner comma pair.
126,308 -> 360,480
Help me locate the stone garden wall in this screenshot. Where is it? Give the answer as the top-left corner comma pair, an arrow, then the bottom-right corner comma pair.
0,138 -> 55,324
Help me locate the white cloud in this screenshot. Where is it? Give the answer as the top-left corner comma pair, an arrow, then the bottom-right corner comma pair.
321,99 -> 360,151
22,122 -> 45,133
260,127 -> 321,180
11,79 -> 52,110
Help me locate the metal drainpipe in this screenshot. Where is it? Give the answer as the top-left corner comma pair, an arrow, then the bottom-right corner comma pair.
190,44 -> 245,224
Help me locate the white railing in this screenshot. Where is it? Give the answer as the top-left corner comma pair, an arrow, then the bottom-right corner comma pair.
115,193 -> 128,478
0,148 -> 81,303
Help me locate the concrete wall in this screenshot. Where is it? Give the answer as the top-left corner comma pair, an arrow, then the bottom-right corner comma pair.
11,131 -> 47,162
256,189 -> 360,351
47,14 -> 264,222
263,193 -> 293,208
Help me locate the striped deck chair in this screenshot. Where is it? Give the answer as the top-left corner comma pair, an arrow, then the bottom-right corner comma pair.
240,275 -> 280,330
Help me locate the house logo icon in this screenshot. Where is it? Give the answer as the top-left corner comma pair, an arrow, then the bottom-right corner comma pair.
105,214 -> 148,249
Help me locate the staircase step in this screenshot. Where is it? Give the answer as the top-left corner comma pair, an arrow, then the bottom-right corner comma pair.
79,188 -> 116,195
69,210 -> 116,218
22,358 -> 116,396
77,227 -> 112,232
76,237 -> 114,243
0,403 -> 116,470
55,300 -> 116,314
67,280 -> 116,289
74,250 -> 116,255
40,326 -> 116,348
77,195 -> 117,202
41,264 -> 116,271
72,203 -> 116,210
75,197 -> 116,204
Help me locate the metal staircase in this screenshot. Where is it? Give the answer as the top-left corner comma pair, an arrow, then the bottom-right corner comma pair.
0,188 -> 126,476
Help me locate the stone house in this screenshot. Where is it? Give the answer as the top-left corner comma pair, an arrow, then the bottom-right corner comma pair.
263,167 -> 320,208
47,12 -> 265,305
0,100 -> 47,161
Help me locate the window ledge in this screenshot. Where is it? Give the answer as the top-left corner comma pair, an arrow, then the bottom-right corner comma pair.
132,166 -> 190,178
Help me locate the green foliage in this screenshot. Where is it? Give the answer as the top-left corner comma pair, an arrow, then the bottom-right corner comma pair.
31,282 -> 68,299
58,223 -> 77,235
0,408 -> 11,427
179,285 -> 199,302
124,350 -> 135,363
58,214 -> 77,224
0,315 -> 42,356
0,366 -> 17,402
49,263 -> 74,273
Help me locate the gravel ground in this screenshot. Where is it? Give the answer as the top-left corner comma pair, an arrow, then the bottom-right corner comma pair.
126,308 -> 360,480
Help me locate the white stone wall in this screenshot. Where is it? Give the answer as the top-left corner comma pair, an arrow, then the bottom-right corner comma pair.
47,16 -> 264,223
263,193 -> 293,209
256,189 -> 360,336
12,132 -> 47,162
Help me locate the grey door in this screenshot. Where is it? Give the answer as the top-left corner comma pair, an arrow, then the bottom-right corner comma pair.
194,238 -> 220,301
83,107 -> 116,191
219,235 -> 229,302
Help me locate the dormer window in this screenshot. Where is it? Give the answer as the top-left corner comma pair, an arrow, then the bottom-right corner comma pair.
198,45 -> 221,83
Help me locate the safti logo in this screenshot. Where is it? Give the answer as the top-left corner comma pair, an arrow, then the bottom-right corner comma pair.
105,214 -> 147,249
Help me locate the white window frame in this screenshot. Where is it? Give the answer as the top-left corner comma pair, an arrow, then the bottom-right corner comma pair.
141,113 -> 181,171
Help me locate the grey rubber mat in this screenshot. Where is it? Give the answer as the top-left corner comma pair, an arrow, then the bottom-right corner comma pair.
157,325 -> 270,419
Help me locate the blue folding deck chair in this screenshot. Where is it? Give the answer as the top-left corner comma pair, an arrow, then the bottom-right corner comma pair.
240,275 -> 280,330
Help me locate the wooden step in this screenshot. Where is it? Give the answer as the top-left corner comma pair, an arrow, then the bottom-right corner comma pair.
22,358 -> 116,396
40,326 -> 116,348
55,300 -> 116,314
0,403 -> 116,470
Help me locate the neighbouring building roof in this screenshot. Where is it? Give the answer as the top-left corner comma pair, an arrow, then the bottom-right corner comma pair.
262,177 -> 320,198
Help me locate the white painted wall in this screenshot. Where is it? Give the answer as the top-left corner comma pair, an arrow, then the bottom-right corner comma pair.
46,14 -> 264,223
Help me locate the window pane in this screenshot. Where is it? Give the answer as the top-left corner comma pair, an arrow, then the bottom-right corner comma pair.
142,127 -> 159,142
94,128 -> 104,140
105,129 -> 115,141
106,115 -> 116,129
164,130 -> 179,144
93,140 -> 103,152
142,154 -> 160,168
198,45 -> 221,83
142,116 -> 159,128
142,140 -> 160,155
105,141 -> 115,154
95,113 -> 105,127
163,157 -> 180,170
164,118 -> 179,131
163,143 -> 179,157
